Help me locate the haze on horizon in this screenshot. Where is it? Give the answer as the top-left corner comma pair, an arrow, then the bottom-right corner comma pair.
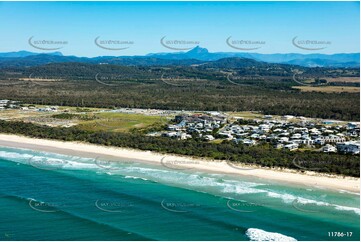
0,1 -> 359,57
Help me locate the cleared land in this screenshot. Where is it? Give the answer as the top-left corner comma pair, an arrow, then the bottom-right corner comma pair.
325,77 -> 360,83
293,86 -> 360,93
0,107 -> 168,132
78,112 -> 167,132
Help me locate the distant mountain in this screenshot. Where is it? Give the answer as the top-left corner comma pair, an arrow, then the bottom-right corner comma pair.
148,47 -> 360,68
0,47 -> 359,68
0,54 -> 203,68
0,54 -> 88,67
148,46 -> 226,61
282,57 -> 360,68
147,46 -> 215,61
0,51 -> 63,58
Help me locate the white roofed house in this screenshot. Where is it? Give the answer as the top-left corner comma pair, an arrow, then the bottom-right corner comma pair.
324,135 -> 346,144
291,133 -> 302,139
283,143 -> 299,151
0,100 -> 13,109
177,132 -> 190,140
242,139 -> 256,146
203,135 -> 215,141
218,131 -> 233,140
250,133 -> 260,139
259,135 -> 267,140
278,137 -> 289,143
167,125 -> 181,131
293,127 -> 308,133
273,128 -> 283,133
322,144 -> 337,153
291,139 -> 303,145
236,132 -> 249,138
309,128 -> 321,135
301,134 -> 310,140
282,115 -> 294,120
301,138 -> 314,146
162,132 -> 178,138
279,132 -> 290,137
323,129 -> 335,135
0,100 -> 10,107
259,124 -> 270,131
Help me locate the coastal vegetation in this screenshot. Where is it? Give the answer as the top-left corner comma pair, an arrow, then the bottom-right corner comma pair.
0,120 -> 358,177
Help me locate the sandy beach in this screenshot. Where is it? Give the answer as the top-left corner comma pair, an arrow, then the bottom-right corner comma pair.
0,133 -> 359,193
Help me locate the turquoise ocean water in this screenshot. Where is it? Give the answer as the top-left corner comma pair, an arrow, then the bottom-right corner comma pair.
0,146 -> 359,241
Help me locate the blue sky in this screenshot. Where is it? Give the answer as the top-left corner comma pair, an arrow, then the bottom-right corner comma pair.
0,1 -> 359,57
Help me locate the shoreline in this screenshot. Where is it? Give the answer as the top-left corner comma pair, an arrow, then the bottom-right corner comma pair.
0,133 -> 359,193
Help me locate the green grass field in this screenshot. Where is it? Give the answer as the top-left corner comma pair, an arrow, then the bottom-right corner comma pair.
77,112 -> 169,132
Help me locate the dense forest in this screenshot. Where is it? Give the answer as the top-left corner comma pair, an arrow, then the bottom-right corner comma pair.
0,120 -> 359,177
0,61 -> 359,121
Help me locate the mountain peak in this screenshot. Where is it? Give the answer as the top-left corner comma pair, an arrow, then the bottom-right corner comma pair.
187,46 -> 209,54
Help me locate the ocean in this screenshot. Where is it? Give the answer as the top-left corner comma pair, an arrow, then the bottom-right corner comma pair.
0,146 -> 359,241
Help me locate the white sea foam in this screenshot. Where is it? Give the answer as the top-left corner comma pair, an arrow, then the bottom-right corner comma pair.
61,160 -> 98,169
267,192 -> 327,206
339,190 -> 360,196
124,175 -> 149,181
334,205 -> 360,215
0,150 -> 33,160
267,191 -> 360,215
246,228 -> 297,241
119,166 -> 267,197
0,149 -> 97,170
2,148 -> 359,215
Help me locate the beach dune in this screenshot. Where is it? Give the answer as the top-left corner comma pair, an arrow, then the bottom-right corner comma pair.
0,134 -> 359,193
